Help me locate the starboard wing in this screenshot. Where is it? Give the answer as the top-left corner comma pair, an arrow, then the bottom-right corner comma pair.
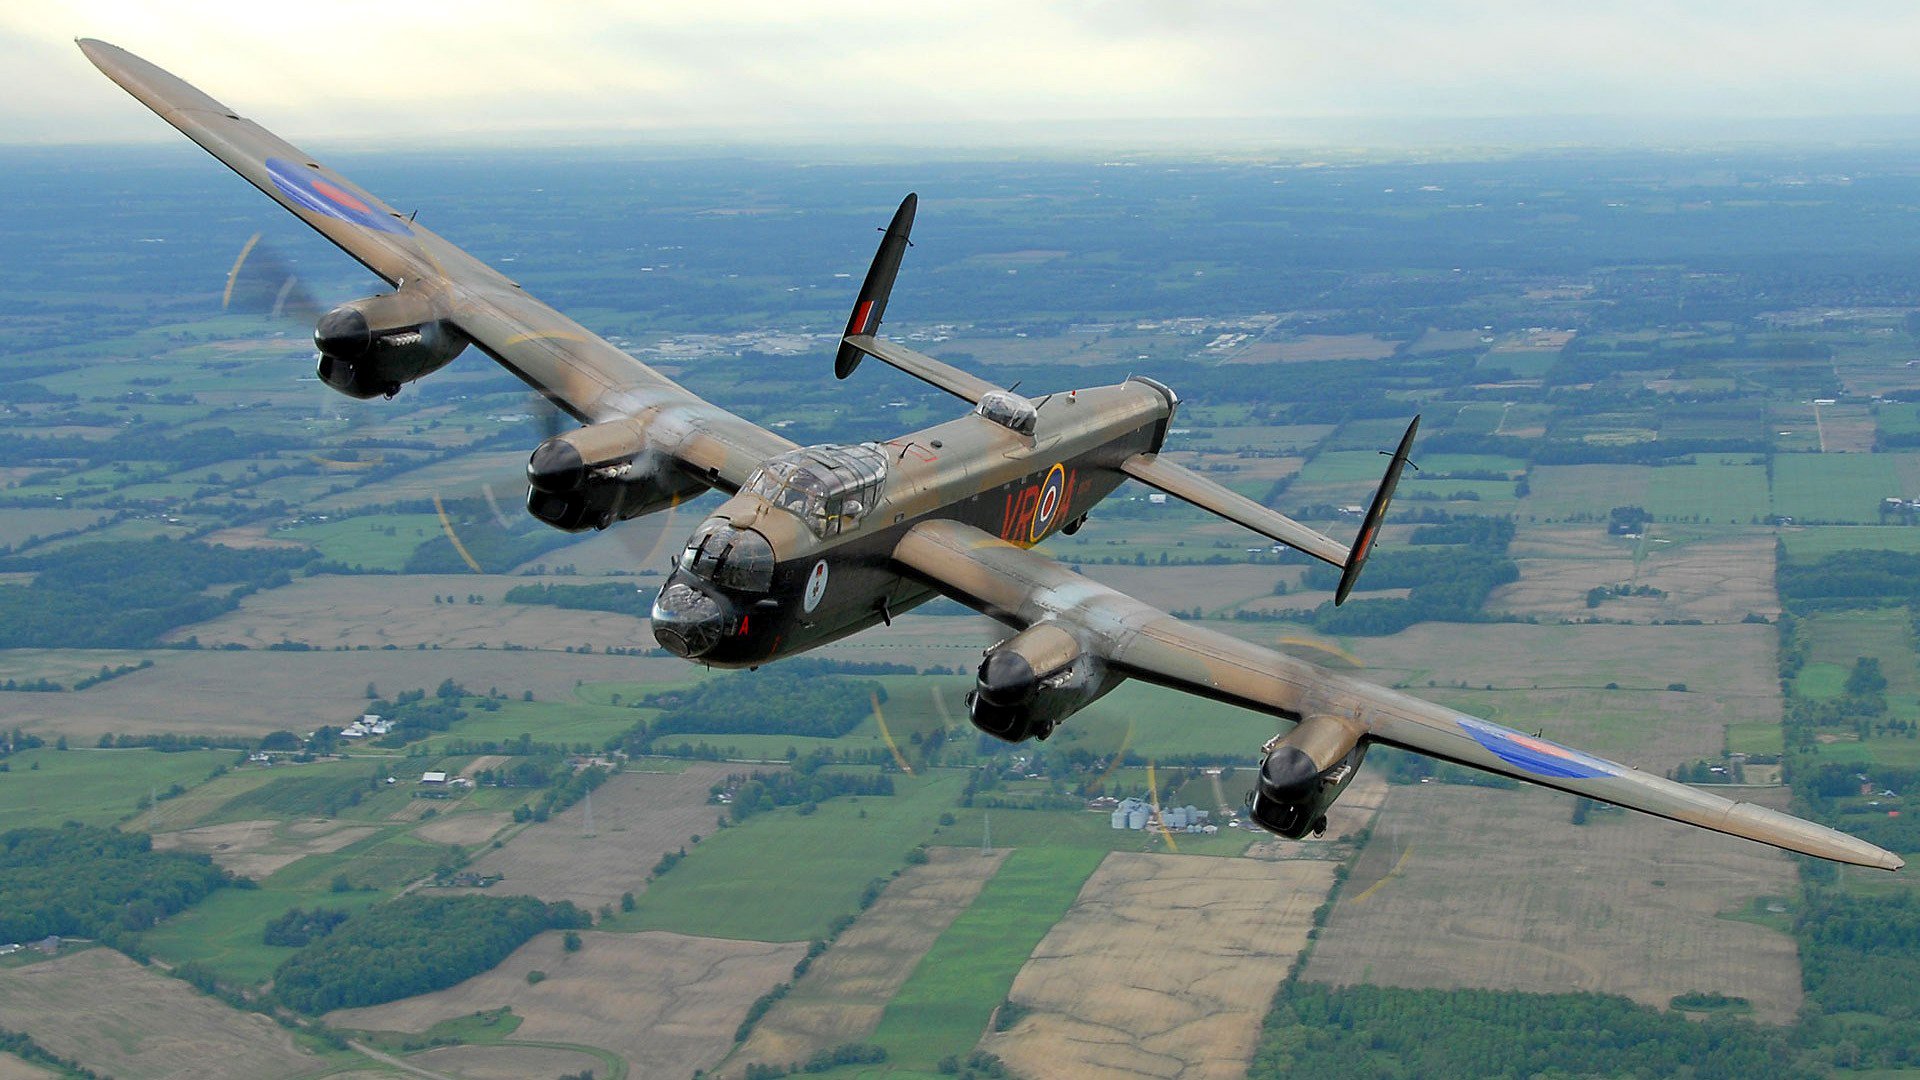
892,518 -> 1903,870
80,39 -> 793,489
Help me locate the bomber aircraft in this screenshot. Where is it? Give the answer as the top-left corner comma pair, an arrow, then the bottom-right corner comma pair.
83,39 -> 1903,871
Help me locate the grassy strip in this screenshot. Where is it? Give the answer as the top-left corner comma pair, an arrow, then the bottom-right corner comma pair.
867,846 -> 1105,1071
613,772 -> 966,942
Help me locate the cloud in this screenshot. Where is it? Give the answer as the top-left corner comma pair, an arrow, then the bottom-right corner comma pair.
10,1 -> 1920,145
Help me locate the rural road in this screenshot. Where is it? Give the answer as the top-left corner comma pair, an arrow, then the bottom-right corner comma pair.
346,1040 -> 457,1080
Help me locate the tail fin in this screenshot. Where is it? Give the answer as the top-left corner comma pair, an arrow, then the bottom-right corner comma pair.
835,193 -> 916,379
1335,415 -> 1420,605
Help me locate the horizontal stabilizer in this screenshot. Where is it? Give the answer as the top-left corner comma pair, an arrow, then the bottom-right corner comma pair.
838,334 -> 1001,404
1120,453 -> 1350,568
836,193 -> 917,379
1335,414 -> 1420,605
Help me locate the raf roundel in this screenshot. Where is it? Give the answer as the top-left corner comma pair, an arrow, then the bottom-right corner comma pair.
265,158 -> 411,235
1029,463 -> 1068,543
803,560 -> 830,613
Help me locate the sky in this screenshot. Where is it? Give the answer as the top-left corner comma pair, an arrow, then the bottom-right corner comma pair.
8,1 -> 1920,148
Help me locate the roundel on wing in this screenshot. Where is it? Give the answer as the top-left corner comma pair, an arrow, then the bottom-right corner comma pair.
1030,463 -> 1067,543
265,157 -> 412,235
803,560 -> 830,613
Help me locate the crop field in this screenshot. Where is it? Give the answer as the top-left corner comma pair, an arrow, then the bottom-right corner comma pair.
1793,609 -> 1920,718
1779,525 -> 1920,560
1520,465 -> 1652,521
1305,784 -> 1805,1024
329,930 -> 807,1079
1349,622 -> 1779,768
269,513 -> 446,571
150,816 -> 379,878
866,846 -> 1107,1071
163,572 -> 654,652
728,847 -> 1010,1076
459,762 -> 735,910
138,882 -> 388,986
0,507 -> 112,550
0,648 -> 671,741
979,852 -> 1337,1080
1289,450 -> 1405,504
1645,460 -> 1771,524
1772,453 -> 1903,524
616,771 -> 968,942
0,748 -> 230,832
1492,528 -> 1775,624
0,949 -> 328,1080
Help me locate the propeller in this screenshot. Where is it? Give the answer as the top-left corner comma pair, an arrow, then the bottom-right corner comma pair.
217,230 -> 690,578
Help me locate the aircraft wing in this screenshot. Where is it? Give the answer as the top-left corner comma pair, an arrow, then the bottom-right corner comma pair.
893,518 -> 1903,871
80,39 -> 794,489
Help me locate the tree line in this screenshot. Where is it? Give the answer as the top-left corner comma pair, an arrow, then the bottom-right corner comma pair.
632,668 -> 883,743
272,894 -> 588,1013
0,537 -> 311,648
0,824 -> 240,944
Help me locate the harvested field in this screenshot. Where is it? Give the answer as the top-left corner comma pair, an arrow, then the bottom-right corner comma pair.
408,1044 -> 606,1079
728,847 -> 1008,1076
1491,527 -> 1776,623
1305,783 -> 1804,1024
458,763 -> 738,909
0,949 -> 322,1079
150,817 -> 377,878
1226,334 -> 1399,363
329,930 -> 806,1079
1347,622 -> 1779,769
978,852 -> 1337,1080
0,1056 -> 55,1080
1,648 -> 682,741
161,573 -> 651,651
412,810 -> 513,847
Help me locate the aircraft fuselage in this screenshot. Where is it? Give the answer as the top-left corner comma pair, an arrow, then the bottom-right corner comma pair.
650,377 -> 1175,667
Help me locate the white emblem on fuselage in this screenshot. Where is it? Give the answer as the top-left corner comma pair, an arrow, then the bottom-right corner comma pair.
803,560 -> 830,613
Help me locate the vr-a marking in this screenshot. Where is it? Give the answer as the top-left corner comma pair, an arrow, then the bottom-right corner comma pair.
1000,462 -> 1076,545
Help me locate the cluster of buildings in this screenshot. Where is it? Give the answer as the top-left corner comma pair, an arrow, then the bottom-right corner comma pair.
339,714 -> 393,739
1094,796 -> 1218,833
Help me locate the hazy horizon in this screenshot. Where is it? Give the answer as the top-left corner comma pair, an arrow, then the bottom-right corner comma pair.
14,2 -> 1920,153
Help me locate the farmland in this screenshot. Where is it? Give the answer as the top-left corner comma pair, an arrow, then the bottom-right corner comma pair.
6,145 -> 1920,1077
979,852 -> 1337,1080
0,949 -> 332,1080
1304,784 -> 1805,1024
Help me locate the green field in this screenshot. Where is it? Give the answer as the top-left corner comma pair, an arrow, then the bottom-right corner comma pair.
1727,722 -> 1785,756
273,513 -> 446,571
1779,526 -> 1920,561
1772,454 -> 1902,525
867,846 -> 1106,1071
0,748 -> 232,831
139,879 -> 386,985
1645,460 -> 1770,524
1799,609 -> 1920,698
612,771 -> 967,942
1521,465 -> 1652,521
426,697 -> 652,751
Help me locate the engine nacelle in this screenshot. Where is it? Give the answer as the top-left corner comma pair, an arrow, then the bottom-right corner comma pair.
313,287 -> 467,400
525,419 -> 710,532
968,623 -> 1119,743
1246,713 -> 1370,840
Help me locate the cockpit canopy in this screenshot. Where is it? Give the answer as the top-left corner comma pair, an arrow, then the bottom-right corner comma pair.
679,521 -> 775,592
975,390 -> 1038,437
743,443 -> 889,537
